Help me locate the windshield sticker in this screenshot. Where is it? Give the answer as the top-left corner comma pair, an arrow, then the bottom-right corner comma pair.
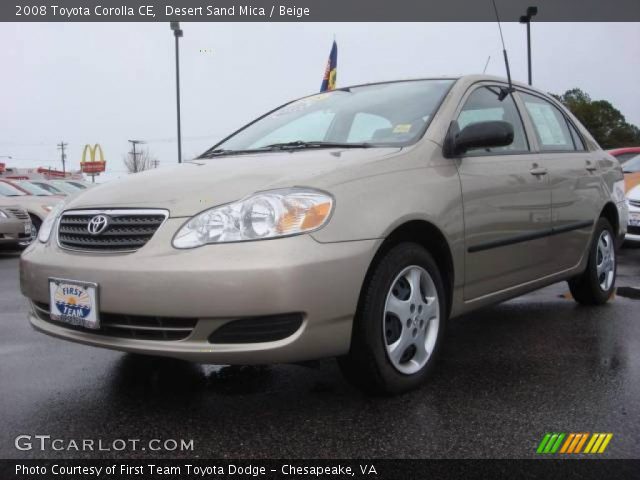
393,124 -> 412,133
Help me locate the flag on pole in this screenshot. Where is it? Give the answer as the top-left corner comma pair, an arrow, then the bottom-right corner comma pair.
320,40 -> 337,92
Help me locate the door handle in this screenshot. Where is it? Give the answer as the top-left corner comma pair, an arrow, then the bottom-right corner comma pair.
529,166 -> 548,176
585,161 -> 597,172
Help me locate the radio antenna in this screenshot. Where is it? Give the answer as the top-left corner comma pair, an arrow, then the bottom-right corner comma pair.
491,0 -> 515,100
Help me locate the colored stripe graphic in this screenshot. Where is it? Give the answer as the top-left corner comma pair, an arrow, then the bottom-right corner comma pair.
538,433 -> 613,454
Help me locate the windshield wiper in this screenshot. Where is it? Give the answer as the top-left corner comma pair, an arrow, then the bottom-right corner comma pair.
198,148 -> 266,159
262,141 -> 372,150
198,141 -> 373,159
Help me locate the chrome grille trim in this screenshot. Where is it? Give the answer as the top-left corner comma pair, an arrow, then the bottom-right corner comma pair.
5,207 -> 29,220
56,209 -> 169,253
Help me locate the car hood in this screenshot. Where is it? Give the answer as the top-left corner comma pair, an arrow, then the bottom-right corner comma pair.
64,147 -> 402,217
0,195 -> 61,214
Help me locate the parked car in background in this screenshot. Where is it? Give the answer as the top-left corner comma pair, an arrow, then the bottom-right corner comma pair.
620,153 -> 640,193
48,179 -> 87,194
27,180 -> 67,196
625,184 -> 640,243
65,180 -> 92,189
609,146 -> 640,165
21,75 -> 628,394
8,180 -> 64,198
0,180 -> 61,240
0,205 -> 31,248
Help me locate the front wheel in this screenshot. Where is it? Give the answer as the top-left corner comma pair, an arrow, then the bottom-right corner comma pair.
338,243 -> 447,395
568,217 -> 616,305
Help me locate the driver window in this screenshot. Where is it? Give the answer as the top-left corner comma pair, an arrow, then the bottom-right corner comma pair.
457,86 -> 529,154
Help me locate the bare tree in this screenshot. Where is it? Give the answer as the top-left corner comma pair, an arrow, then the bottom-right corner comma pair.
122,148 -> 157,173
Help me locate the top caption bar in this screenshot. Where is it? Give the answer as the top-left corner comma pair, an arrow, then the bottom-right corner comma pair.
3,0 -> 640,22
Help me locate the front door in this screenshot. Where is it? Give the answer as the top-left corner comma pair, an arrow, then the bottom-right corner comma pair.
454,85 -> 553,300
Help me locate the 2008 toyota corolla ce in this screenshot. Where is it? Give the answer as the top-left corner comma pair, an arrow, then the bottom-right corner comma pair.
21,75 -> 628,394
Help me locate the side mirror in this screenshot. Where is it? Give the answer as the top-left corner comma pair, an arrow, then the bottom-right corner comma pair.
444,120 -> 514,157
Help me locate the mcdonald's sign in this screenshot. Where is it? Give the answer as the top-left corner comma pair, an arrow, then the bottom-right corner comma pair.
81,144 -> 106,174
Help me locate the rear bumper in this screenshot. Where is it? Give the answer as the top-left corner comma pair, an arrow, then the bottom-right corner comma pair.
20,225 -> 380,363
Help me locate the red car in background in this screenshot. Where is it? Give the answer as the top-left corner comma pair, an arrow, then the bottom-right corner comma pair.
608,147 -> 640,192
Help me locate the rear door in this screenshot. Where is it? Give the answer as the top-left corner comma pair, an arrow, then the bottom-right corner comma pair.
517,91 -> 600,271
455,84 -> 553,300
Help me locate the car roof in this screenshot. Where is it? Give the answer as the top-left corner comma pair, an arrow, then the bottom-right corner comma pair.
335,74 -> 552,98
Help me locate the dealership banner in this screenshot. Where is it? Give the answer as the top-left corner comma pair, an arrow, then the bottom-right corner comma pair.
3,0 -> 640,22
3,459 -> 640,480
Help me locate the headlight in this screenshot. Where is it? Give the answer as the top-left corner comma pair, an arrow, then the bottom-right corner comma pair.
38,202 -> 66,243
0,210 -> 7,219
173,188 -> 333,248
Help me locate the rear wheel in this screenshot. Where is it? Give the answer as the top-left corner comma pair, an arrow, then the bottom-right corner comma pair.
568,217 -> 616,305
338,242 -> 447,394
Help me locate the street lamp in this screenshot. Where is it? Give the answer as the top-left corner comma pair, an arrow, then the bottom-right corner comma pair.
519,6 -> 538,86
170,22 -> 183,164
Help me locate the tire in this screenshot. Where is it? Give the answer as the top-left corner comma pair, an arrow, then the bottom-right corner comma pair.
338,242 -> 447,395
568,217 -> 616,305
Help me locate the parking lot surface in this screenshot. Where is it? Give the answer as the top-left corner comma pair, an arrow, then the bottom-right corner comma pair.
1,247 -> 639,459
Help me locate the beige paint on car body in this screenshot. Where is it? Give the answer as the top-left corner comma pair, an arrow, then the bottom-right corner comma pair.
20,75 -> 626,367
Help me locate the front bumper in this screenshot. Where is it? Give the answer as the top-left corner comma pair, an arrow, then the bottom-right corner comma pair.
0,218 -> 30,245
20,219 -> 379,363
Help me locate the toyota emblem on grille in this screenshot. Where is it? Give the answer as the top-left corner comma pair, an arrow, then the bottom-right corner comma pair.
87,215 -> 109,235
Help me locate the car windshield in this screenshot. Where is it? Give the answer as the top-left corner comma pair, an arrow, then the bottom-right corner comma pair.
66,181 -> 88,189
50,180 -> 82,193
0,182 -> 27,196
31,182 -> 65,195
16,181 -> 54,196
622,154 -> 640,173
202,79 -> 454,156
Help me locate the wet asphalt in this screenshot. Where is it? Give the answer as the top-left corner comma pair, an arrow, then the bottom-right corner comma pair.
0,246 -> 638,459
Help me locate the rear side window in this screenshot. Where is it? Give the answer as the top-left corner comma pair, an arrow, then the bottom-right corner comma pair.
520,92 -> 575,151
456,86 -> 529,154
567,121 -> 586,151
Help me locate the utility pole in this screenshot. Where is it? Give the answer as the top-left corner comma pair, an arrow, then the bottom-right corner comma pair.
519,6 -> 538,86
170,22 -> 183,164
128,139 -> 146,173
57,141 -> 68,175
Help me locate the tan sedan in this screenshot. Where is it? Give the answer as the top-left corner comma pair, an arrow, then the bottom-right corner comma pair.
20,75 -> 627,393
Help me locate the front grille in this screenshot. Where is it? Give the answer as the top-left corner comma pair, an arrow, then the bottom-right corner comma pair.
208,313 -> 304,344
33,301 -> 197,341
57,209 -> 167,252
628,225 -> 640,235
5,207 -> 29,220
629,199 -> 640,208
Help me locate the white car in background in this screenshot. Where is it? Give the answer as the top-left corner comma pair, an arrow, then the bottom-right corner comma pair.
627,184 -> 640,242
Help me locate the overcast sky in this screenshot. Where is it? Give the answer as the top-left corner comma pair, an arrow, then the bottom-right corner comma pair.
1,22 -> 639,182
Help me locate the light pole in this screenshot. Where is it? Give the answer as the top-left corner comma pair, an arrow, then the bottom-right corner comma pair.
519,6 -> 538,86
170,22 -> 183,164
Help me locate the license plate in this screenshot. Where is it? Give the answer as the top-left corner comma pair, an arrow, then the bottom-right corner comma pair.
24,223 -> 31,234
49,278 -> 100,329
630,213 -> 640,227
